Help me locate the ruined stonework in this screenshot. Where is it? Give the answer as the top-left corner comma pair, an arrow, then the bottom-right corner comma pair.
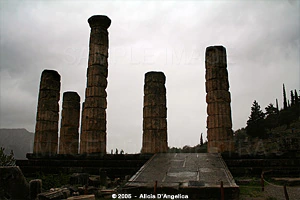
80,15 -> 111,154
33,70 -> 60,155
142,72 -> 168,153
59,92 -> 80,154
205,46 -> 233,153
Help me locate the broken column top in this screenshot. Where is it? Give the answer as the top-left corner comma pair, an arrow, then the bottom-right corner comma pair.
41,69 -> 60,81
205,45 -> 226,55
63,91 -> 80,102
145,71 -> 166,83
88,15 -> 111,29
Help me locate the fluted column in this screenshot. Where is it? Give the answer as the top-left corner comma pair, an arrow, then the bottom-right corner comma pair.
205,46 -> 233,153
33,70 -> 61,155
142,71 -> 168,153
59,91 -> 80,154
80,15 -> 111,154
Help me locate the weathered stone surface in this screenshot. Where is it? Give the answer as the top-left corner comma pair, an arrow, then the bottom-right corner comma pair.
80,15 -> 111,154
205,79 -> 229,92
207,115 -> 232,128
87,65 -> 108,78
81,119 -> 106,131
143,118 -> 167,130
207,102 -> 231,115
207,128 -> 233,140
29,179 -> 42,200
69,173 -> 89,186
34,70 -> 60,155
205,67 -> 228,80
84,97 -> 107,109
142,71 -> 168,153
87,75 -> 107,87
206,90 -> 231,103
0,166 -> 30,200
38,190 -> 64,200
205,46 -> 233,153
143,106 -> 167,118
144,94 -> 166,106
85,87 -> 107,98
67,195 -> 95,200
59,92 -> 80,155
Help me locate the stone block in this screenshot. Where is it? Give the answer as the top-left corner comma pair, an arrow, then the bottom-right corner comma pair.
88,53 -> 108,67
67,194 -> 95,200
205,79 -> 229,92
207,115 -> 232,129
207,102 -> 231,115
36,110 -> 59,122
29,179 -> 42,200
143,106 -> 167,118
145,71 -> 166,83
84,97 -> 107,109
87,65 -> 108,78
37,99 -> 59,112
0,166 -> 30,200
206,90 -> 231,103
144,83 -> 166,95
205,67 -> 228,80
38,190 -> 64,200
81,118 -> 106,131
143,118 -> 167,130
143,94 -> 166,106
87,74 -> 107,87
85,87 -> 107,98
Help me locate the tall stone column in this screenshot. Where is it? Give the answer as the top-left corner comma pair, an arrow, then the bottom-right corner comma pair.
142,71 -> 168,153
205,46 -> 233,153
33,69 -> 61,155
59,91 -> 80,155
80,15 -> 111,154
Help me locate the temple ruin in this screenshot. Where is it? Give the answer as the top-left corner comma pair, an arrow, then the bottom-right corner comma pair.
59,91 -> 80,154
142,71 -> 168,153
80,15 -> 111,154
32,16 -> 234,156
205,46 -> 233,153
33,69 -> 61,155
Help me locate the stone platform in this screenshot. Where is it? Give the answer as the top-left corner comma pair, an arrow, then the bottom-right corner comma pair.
124,153 -> 239,199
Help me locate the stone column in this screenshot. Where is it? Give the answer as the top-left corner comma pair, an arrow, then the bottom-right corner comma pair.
142,71 -> 168,153
205,46 -> 233,153
59,91 -> 80,155
33,69 -> 60,155
80,15 -> 111,154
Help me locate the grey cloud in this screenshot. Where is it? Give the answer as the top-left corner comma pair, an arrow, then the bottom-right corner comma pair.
0,0 -> 299,153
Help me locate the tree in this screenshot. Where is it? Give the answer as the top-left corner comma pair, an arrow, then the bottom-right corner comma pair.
295,90 -> 299,105
283,84 -> 287,109
200,133 -> 204,146
265,103 -> 278,130
246,100 -> 266,138
265,103 -> 277,116
276,98 -> 279,113
279,109 -> 297,129
0,147 -> 15,166
291,90 -> 295,106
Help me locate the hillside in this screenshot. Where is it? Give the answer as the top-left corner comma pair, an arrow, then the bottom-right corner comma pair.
0,128 -> 34,159
233,119 -> 300,156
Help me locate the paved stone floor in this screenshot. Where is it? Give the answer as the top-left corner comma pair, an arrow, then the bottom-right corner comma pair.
126,153 -> 238,188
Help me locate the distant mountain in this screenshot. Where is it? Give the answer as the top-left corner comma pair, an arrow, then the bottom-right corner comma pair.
0,128 -> 34,159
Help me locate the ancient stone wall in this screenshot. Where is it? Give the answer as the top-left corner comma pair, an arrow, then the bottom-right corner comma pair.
142,72 -> 168,153
80,15 -> 111,154
33,70 -> 60,155
205,46 -> 233,153
59,92 -> 80,154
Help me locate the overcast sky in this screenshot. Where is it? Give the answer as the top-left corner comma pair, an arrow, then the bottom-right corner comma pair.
0,0 -> 299,153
